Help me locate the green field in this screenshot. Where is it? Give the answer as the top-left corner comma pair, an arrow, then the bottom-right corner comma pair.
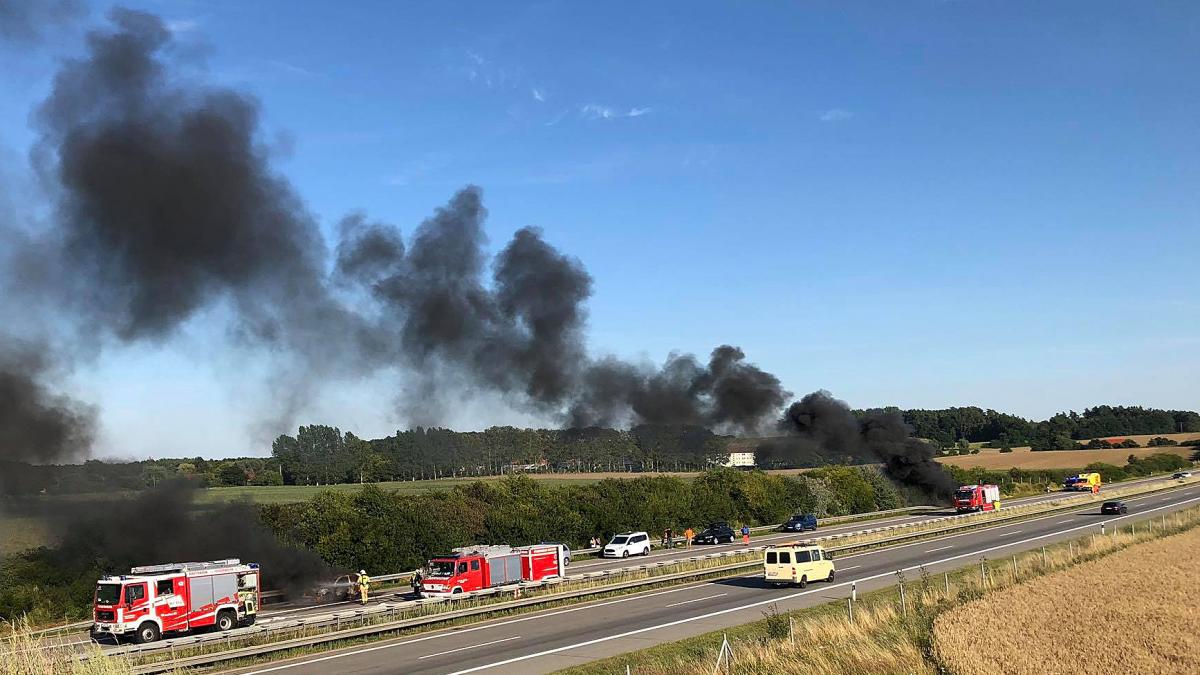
194,476 -> 606,504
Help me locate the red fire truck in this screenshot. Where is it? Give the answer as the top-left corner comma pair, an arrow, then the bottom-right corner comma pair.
92,559 -> 260,644
954,484 -> 1001,513
420,544 -> 565,597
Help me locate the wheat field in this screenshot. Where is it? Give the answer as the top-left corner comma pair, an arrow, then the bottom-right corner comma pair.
933,526 -> 1200,675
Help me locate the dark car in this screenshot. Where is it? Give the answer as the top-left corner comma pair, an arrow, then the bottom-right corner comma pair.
1100,501 -> 1128,515
692,521 -> 736,545
779,513 -> 818,533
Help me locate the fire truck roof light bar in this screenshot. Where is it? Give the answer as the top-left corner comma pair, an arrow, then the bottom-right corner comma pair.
129,559 -> 243,574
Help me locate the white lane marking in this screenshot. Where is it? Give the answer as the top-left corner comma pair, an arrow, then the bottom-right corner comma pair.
418,636 -> 520,660
234,581 -> 722,673
838,565 -> 861,571
1006,530 -> 1023,535
247,483 -> 1198,674
665,593 -> 727,608
1058,520 -> 1073,524
447,493 -> 1200,674
925,546 -> 952,553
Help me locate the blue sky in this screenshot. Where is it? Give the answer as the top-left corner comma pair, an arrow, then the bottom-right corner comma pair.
2,1 -> 1197,458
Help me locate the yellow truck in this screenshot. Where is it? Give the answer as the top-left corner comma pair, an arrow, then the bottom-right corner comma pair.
763,542 -> 834,588
1063,472 -> 1102,493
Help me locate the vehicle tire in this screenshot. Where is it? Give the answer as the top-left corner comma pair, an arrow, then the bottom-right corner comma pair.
798,575 -> 808,589
622,550 -> 629,558
133,622 -> 160,644
451,587 -> 463,596
827,570 -> 835,582
216,610 -> 235,632
642,547 -> 650,556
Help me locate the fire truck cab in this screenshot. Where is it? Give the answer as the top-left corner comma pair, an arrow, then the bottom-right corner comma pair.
92,559 -> 259,644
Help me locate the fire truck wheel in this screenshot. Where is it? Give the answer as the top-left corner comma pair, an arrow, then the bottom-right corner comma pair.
133,622 -> 160,644
216,611 -> 236,632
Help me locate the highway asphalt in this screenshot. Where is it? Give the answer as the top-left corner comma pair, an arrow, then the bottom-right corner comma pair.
217,477 -> 1200,675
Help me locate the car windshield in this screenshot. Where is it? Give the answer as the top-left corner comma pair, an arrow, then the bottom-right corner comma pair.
610,536 -> 629,545
95,583 -> 121,605
428,560 -> 457,577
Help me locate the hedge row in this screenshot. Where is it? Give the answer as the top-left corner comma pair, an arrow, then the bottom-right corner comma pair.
260,467 -> 910,574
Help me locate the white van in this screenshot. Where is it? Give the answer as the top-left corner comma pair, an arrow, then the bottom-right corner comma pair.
763,542 -> 834,588
602,532 -> 651,558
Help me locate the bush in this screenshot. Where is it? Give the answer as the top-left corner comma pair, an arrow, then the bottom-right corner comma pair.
999,446 -> 1014,454
251,470 -> 284,486
1147,436 -> 1178,447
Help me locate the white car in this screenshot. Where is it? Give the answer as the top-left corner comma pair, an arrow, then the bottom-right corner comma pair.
1172,471 -> 1193,479
601,532 -> 651,558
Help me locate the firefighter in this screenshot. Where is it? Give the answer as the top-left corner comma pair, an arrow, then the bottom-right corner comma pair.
356,570 -> 371,605
410,570 -> 423,599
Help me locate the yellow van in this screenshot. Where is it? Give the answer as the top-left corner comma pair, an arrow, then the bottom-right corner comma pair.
763,542 -> 834,588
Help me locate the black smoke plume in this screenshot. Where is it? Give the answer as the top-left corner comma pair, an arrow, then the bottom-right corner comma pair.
763,391 -> 957,497
0,340 -> 95,464
45,481 -> 331,595
336,187 -> 786,433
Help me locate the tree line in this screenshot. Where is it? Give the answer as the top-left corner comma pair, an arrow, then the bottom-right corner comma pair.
894,405 -> 1200,451
3,405 -> 1196,495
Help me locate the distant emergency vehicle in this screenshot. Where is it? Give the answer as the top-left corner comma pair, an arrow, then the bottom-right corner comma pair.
420,544 -> 565,597
955,484 -> 1001,513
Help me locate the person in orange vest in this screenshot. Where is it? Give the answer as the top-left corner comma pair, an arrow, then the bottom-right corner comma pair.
684,526 -> 694,549
740,524 -> 750,545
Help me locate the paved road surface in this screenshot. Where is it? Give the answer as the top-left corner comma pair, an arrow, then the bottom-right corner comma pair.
217,479 -> 1200,675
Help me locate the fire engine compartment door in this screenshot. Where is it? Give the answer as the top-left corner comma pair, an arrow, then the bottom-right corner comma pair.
190,577 -> 214,612
490,554 -> 521,585
212,574 -> 237,605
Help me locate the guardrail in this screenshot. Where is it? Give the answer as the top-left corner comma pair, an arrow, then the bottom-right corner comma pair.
91,475 -> 1197,672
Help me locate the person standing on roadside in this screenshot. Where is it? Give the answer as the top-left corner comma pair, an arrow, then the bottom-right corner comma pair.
684,526 -> 694,548
740,524 -> 750,546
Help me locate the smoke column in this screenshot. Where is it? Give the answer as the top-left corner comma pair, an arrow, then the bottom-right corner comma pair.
46,482 -> 331,594
765,391 -> 957,497
0,340 -> 95,464
4,9 -> 945,501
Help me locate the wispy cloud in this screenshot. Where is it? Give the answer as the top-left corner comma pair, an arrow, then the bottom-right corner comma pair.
267,60 -> 316,77
166,19 -> 199,34
546,109 -> 569,126
819,108 -> 854,122
385,153 -> 454,187
532,87 -> 545,102
581,104 -> 653,120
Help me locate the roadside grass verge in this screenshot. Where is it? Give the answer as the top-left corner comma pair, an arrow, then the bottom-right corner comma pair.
1,618 -> 132,675
555,505 -> 1200,675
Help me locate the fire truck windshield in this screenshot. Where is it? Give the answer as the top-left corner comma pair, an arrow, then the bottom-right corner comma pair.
955,489 -> 973,500
429,560 -> 457,577
95,583 -> 121,605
